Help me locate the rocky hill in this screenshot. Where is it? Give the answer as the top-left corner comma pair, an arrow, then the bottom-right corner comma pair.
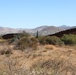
58,25 -> 71,29
0,27 -> 19,35
0,25 -> 73,35
37,26 -> 64,35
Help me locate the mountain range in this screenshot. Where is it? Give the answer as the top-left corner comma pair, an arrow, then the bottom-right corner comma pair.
0,25 -> 73,35
58,25 -> 71,29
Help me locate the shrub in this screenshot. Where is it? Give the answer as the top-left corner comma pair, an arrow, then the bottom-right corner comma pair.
38,36 -> 47,45
61,34 -> 76,45
46,36 -> 64,45
7,32 -> 31,44
38,36 -> 64,46
21,31 -> 31,38
15,37 -> 39,51
0,49 -> 12,55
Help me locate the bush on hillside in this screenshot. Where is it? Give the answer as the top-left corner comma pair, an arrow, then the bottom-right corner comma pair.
38,36 -> 47,45
15,36 -> 38,51
21,31 -> 31,37
8,32 -> 31,44
46,36 -> 64,45
61,34 -> 76,45
38,36 -> 64,46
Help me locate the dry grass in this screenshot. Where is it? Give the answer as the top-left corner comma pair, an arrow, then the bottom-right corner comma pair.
0,44 -> 76,75
0,44 -> 13,56
44,45 -> 56,50
0,39 -> 6,42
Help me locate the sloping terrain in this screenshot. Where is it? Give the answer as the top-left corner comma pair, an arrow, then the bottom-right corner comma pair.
19,26 -> 64,36
0,27 -> 20,35
0,25 -> 76,37
38,26 -> 63,35
48,27 -> 76,37
58,25 -> 71,29
0,26 -> 64,35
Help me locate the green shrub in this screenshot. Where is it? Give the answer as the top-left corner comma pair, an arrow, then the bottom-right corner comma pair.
15,37 -> 38,51
38,36 -> 47,45
38,36 -> 64,45
46,36 -> 64,45
7,32 -> 31,44
61,34 -> 76,45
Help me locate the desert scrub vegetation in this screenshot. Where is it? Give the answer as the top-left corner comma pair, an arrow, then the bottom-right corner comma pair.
0,42 -> 76,75
0,44 -> 13,56
31,58 -> 76,75
8,32 -> 31,44
1,57 -> 76,75
0,46 -> 12,56
15,36 -> 39,51
0,58 -> 57,75
38,36 -> 64,46
0,39 -> 6,44
38,36 -> 47,45
44,45 -> 56,50
61,34 -> 76,45
0,49 -> 12,56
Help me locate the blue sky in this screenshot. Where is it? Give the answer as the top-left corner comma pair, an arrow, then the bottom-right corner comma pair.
0,0 -> 76,28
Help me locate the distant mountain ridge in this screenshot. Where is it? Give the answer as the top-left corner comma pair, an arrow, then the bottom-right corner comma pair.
37,26 -> 64,35
0,27 -> 20,35
0,25 -> 75,35
58,25 -> 71,29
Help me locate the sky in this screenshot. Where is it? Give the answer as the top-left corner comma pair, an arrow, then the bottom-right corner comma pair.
0,0 -> 76,29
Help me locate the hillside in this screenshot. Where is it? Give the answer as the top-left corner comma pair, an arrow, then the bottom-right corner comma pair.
0,25 -> 75,36
0,29 -> 76,75
0,26 -> 64,35
48,27 -> 76,37
0,27 -> 20,35
58,25 -> 71,29
38,26 -> 63,35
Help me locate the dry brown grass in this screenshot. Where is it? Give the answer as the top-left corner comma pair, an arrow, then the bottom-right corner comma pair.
44,45 -> 56,50
0,39 -> 6,42
0,44 -> 76,75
